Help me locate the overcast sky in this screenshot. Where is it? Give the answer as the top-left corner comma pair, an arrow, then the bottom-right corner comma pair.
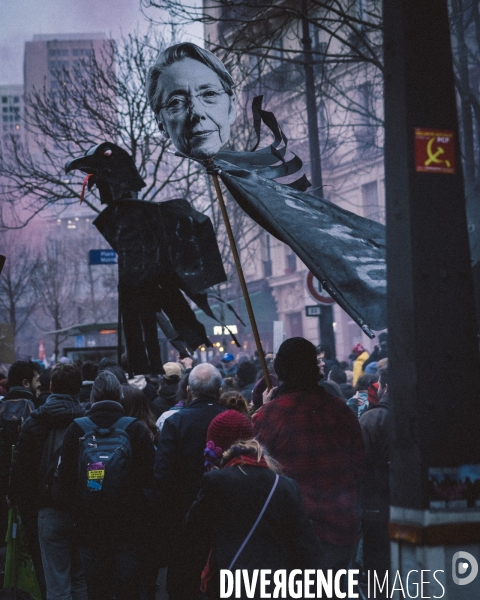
0,0 -> 202,85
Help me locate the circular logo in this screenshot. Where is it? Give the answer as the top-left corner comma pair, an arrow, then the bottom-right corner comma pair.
452,551 -> 478,585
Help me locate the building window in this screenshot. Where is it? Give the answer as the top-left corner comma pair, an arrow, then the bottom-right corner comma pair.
263,233 -> 273,277
286,312 -> 303,338
361,181 -> 379,220
356,82 -> 376,151
263,260 -> 272,278
72,48 -> 93,57
285,250 -> 296,274
49,49 -> 69,57
49,60 -> 69,70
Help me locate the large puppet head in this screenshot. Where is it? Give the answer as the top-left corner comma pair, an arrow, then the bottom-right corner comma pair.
146,43 -> 237,160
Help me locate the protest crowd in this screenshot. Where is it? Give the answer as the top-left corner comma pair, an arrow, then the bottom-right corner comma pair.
0,333 -> 390,600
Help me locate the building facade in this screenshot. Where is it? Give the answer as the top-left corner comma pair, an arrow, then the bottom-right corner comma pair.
203,1 -> 386,361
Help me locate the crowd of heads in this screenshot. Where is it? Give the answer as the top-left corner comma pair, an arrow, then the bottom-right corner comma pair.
0,329 -> 388,419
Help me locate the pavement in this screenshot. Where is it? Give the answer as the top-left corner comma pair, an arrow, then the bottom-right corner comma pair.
0,567 -> 169,600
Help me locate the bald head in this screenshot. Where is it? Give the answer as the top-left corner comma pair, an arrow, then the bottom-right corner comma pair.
188,363 -> 222,400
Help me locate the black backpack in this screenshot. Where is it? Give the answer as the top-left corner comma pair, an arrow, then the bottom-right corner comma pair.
74,415 -> 136,505
0,399 -> 34,477
38,426 -> 67,505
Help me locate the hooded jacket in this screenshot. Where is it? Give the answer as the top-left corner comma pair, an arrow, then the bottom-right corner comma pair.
151,380 -> 179,420
9,393 -> 85,517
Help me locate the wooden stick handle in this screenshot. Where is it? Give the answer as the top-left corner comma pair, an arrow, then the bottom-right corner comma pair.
211,172 -> 272,390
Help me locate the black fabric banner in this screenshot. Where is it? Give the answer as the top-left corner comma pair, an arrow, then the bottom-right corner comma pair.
214,159 -> 386,334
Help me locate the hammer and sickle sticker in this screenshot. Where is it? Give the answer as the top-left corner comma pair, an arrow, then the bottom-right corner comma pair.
425,136 -> 451,168
414,128 -> 455,174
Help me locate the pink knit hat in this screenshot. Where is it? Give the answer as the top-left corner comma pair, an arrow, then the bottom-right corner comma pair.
206,410 -> 254,453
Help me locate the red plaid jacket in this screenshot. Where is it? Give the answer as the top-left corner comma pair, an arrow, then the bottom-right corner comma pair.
254,387 -> 365,546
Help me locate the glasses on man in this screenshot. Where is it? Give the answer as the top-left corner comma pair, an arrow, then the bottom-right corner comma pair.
158,88 -> 228,117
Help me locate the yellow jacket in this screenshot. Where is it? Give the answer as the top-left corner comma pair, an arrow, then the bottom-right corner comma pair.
352,351 -> 369,386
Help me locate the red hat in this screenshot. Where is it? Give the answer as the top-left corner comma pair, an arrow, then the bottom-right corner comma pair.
367,381 -> 379,405
352,343 -> 365,357
206,410 -> 254,453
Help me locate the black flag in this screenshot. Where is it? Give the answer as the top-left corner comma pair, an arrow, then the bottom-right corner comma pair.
211,97 -> 386,336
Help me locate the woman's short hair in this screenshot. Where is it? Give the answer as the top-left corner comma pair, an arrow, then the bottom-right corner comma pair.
146,42 -> 235,116
90,371 -> 123,404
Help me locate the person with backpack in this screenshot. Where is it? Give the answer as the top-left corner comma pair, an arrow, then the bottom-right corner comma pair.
8,362 -> 87,600
59,371 -> 155,600
0,360 -> 39,477
1,360 -> 40,592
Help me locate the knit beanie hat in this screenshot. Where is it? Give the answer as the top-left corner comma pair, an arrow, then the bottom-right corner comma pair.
206,410 -> 254,453
365,361 -> 378,374
274,337 -> 319,384
351,343 -> 365,357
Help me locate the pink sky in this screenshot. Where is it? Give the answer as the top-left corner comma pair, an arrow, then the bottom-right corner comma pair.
0,0 -> 202,85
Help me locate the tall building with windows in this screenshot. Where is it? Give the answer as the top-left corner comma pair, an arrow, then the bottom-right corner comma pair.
24,33 -> 110,96
0,85 -> 23,137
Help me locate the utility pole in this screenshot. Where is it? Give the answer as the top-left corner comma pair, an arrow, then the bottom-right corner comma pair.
384,1 -> 480,597
301,0 -> 323,197
301,0 -> 337,354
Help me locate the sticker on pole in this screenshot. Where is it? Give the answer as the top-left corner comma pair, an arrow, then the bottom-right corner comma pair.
414,128 -> 455,174
306,271 -> 335,305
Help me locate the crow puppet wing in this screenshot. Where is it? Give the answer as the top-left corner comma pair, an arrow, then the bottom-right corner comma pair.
66,142 -> 229,370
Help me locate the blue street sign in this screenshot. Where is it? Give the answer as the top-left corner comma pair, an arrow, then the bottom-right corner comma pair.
75,335 -> 85,348
89,249 -> 117,265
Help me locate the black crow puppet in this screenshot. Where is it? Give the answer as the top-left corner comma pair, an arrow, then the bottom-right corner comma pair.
66,142 -> 231,375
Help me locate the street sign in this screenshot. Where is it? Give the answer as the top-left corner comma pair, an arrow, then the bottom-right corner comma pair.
305,271 -> 335,305
305,305 -> 322,317
89,249 -> 117,265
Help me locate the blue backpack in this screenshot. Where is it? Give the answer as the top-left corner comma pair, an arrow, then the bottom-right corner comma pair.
74,415 -> 136,505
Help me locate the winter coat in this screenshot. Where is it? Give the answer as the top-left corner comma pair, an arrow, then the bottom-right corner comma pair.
359,392 -> 390,519
240,382 -> 255,403
59,399 -> 155,543
362,345 -> 387,373
151,381 -> 179,420
186,465 -> 321,590
8,393 -> 85,518
0,387 -> 36,481
352,351 -> 370,386
1,386 -> 36,407
347,390 -> 368,417
154,396 -> 226,527
254,387 -> 365,546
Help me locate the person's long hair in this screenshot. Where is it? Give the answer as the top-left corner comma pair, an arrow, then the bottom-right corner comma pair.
175,373 -> 190,406
120,384 -> 159,444
221,439 -> 282,473
219,390 -> 249,415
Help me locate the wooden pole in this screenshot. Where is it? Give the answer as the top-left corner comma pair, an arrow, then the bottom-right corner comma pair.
210,172 -> 272,390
